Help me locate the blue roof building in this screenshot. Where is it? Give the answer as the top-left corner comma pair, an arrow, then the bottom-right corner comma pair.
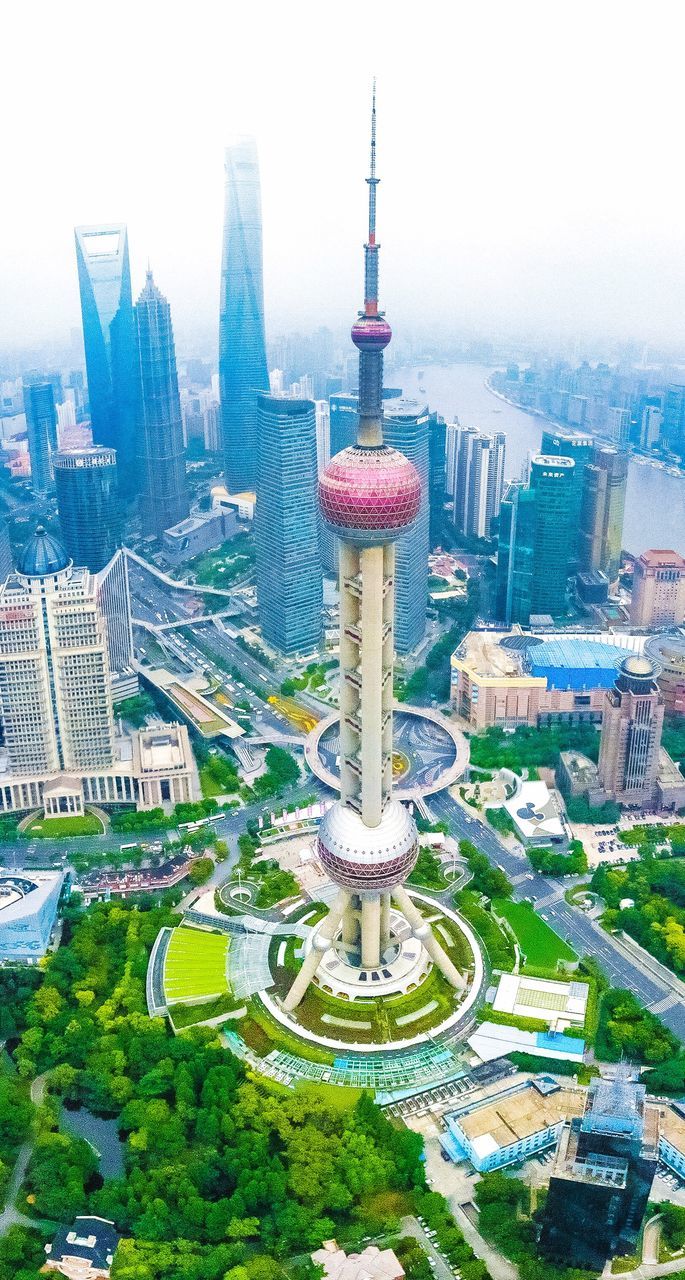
526,638 -> 628,690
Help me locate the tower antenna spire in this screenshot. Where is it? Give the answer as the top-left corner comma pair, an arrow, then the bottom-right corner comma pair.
365,78 -> 380,310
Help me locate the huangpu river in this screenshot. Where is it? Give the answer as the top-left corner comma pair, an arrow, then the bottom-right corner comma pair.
394,363 -> 685,556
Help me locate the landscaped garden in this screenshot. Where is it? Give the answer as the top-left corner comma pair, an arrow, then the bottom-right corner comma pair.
162,925 -> 230,1004
493,898 -> 577,968
25,812 -> 104,838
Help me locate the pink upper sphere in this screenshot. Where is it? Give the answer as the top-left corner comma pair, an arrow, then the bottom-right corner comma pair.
319,445 -> 421,544
351,316 -> 392,351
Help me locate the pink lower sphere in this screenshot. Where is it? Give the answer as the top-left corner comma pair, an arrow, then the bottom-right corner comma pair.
319,446 -> 421,540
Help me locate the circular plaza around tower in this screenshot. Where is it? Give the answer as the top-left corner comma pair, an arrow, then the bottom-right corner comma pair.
304,705 -> 468,799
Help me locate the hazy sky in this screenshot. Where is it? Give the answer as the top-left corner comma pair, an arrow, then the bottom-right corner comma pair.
4,0 -> 685,352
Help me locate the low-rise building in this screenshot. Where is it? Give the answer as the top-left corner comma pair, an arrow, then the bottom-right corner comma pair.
0,869 -> 63,961
503,778 -> 567,845
44,1216 -> 119,1279
491,973 -> 589,1031
312,1241 -> 404,1280
443,1078 -> 585,1172
162,508 -> 238,565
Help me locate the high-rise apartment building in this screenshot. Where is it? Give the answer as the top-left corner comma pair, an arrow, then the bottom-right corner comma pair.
23,376 -> 58,497
640,402 -> 663,450
74,224 -> 140,496
134,271 -> 189,538
53,447 -> 122,573
606,405 -> 631,447
630,549 -> 685,627
663,383 -> 685,454
451,424 -> 506,540
255,395 -> 323,655
495,456 -> 574,625
219,138 -> 269,491
0,527 -> 115,777
384,399 -> 430,654
579,445 -> 628,584
541,1069 -> 659,1268
597,655 -> 665,806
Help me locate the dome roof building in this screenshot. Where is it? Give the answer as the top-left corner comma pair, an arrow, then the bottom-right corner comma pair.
17,526 -> 70,579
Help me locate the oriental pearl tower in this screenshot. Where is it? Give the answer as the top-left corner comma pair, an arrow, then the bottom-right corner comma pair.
284,87 -> 465,1013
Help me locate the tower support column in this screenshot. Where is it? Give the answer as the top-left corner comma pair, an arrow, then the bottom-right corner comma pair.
393,885 -> 465,991
283,890 -> 349,1012
380,892 -> 391,953
361,895 -> 381,967
360,546 -> 385,826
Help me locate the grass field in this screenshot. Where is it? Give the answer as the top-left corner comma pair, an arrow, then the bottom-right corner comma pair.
163,926 -> 230,1004
494,899 -> 577,968
27,813 -> 103,838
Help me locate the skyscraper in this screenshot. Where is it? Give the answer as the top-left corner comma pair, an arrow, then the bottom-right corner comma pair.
451,424 -> 506,540
528,454 -> 575,616
495,455 -> 574,625
630,549 -> 685,627
383,398 -> 430,654
255,395 -> 323,655
663,384 -> 685,455
0,523 -> 12,583
53,447 -> 122,573
23,376 -> 58,497
74,224 -> 140,496
219,138 -> 269,491
284,87 -> 463,1014
0,527 -> 114,776
541,1069 -> 659,1268
428,411 -> 447,547
597,655 -> 665,806
134,271 -> 189,538
540,428 -> 594,569
579,445 -> 628,583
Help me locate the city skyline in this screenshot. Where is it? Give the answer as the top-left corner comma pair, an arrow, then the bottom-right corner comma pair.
5,4 -> 685,352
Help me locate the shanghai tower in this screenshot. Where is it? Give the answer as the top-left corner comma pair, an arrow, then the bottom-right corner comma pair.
219,137 -> 269,492
284,88 -> 464,1012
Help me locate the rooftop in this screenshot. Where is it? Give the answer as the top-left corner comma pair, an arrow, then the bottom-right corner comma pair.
46,1215 -> 119,1273
17,525 -> 70,577
312,1242 -> 404,1280
638,549 -> 685,568
449,1081 -> 584,1159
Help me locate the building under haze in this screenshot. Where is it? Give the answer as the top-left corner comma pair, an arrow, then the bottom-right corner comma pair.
134,270 -> 189,538
579,445 -> 627,584
384,398 -> 430,654
630,549 -> 685,628
219,138 -> 269,491
74,224 -> 140,496
496,456 -> 574,625
255,395 -> 322,655
450,423 -> 506,541
54,447 -> 122,573
0,523 -> 12,584
23,376 -> 58,497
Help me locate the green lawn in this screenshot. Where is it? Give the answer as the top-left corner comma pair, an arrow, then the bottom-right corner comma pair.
493,899 -> 577,968
27,813 -> 104,838
163,926 -> 230,1004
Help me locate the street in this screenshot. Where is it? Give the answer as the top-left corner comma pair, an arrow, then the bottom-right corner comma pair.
427,790 -> 685,1042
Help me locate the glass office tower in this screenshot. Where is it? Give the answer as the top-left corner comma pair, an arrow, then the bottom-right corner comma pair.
23,376 -> 58,497
219,138 -> 269,492
496,456 -> 574,625
134,271 -> 189,538
541,428 -> 594,570
74,224 -> 140,497
54,446 -> 122,573
383,398 -> 430,654
255,395 -> 323,655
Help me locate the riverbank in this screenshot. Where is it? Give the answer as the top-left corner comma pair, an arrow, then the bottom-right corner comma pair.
483,374 -> 685,480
